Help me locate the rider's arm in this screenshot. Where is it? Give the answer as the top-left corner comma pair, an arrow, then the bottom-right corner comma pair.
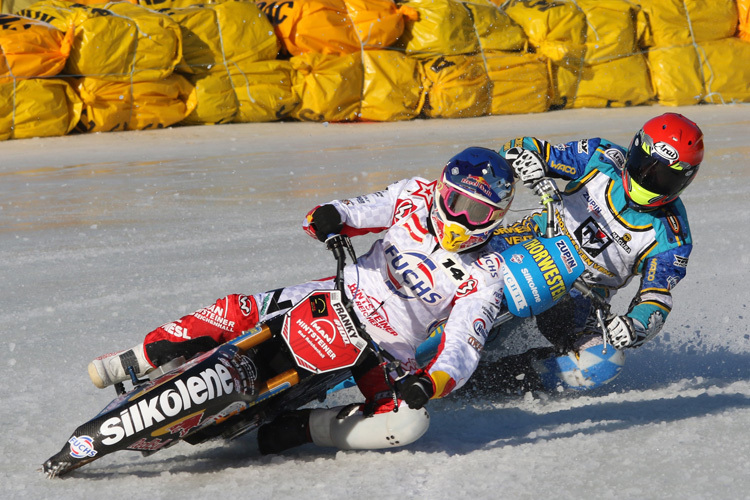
620,200 -> 693,348
303,177 -> 433,239
623,242 -> 691,348
499,137 -> 602,181
423,262 -> 505,397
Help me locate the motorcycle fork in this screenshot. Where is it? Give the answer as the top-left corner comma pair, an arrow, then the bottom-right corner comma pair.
230,320 -> 302,400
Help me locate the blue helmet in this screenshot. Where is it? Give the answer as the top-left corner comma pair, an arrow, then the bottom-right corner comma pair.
431,147 -> 515,252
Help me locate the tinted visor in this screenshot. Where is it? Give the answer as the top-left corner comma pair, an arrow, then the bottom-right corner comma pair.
440,185 -> 502,228
625,146 -> 695,198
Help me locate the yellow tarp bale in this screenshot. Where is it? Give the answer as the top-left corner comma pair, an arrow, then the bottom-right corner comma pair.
256,0 -> 360,56
138,0 -> 220,8
290,52 -> 363,122
646,44 -> 702,106
571,55 -> 654,108
163,6 -> 224,75
230,59 -> 298,122
344,0 -> 417,49
421,54 -> 491,119
0,78 -> 81,140
503,0 -> 586,108
504,0 -> 586,64
394,0 -> 479,59
484,50 -> 549,115
648,38 -> 750,106
463,0 -> 526,53
360,50 -> 424,122
74,74 -> 197,132
576,0 -> 639,64
739,0 -> 750,42
164,2 -> 278,75
700,38 -> 750,104
210,1 -> 278,65
639,0 -> 738,47
182,70 -> 238,125
2,0 -> 36,14
18,0 -> 181,81
63,0 -> 137,4
0,14 -> 72,81
635,6 -> 653,49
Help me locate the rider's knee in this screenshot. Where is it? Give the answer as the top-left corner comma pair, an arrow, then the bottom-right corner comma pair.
309,404 -> 430,450
534,335 -> 626,391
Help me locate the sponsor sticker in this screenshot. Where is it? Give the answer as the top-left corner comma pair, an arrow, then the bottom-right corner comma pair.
99,363 -> 234,445
476,253 -> 502,278
69,435 -> 97,459
574,217 -> 612,258
473,318 -> 487,339
654,142 -> 679,163
673,255 -> 689,268
603,148 -> 626,167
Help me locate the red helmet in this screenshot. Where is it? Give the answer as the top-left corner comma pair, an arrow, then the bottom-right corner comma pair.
622,113 -> 704,208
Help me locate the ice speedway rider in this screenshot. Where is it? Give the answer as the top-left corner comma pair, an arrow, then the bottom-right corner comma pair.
468,113 -> 704,394
88,147 -> 516,453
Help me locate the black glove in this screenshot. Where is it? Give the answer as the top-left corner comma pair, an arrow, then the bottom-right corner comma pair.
396,373 -> 435,410
310,204 -> 344,242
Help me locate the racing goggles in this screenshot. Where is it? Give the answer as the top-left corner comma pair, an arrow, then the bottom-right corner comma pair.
438,182 -> 506,227
625,145 -> 697,199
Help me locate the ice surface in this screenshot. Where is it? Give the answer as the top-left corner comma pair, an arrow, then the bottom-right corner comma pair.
2,105 -> 749,499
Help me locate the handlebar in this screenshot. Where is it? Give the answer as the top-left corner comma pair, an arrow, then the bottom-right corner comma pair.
323,233 -> 407,402
325,234 -> 357,293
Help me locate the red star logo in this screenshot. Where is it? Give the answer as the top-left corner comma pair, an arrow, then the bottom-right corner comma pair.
411,179 -> 436,207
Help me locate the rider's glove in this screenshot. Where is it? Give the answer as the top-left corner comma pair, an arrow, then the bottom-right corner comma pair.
505,147 -> 547,185
606,315 -> 647,349
306,204 -> 344,242
396,373 -> 435,410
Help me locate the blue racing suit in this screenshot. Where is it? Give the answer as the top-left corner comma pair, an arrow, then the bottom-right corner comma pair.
491,136 -> 693,349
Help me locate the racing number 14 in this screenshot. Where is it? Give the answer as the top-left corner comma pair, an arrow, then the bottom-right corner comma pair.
440,258 -> 466,283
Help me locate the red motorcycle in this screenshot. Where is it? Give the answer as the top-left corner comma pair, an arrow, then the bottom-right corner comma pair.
43,235 -> 377,477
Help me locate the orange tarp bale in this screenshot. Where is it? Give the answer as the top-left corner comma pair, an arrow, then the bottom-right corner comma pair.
255,0 -> 360,56
739,0 -> 750,41
0,14 -> 72,81
344,0 -> 416,49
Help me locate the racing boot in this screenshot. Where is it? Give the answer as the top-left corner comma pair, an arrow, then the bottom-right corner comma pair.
257,410 -> 312,455
88,343 -> 153,389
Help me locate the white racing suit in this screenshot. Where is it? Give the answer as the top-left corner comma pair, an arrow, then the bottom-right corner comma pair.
142,177 -> 506,449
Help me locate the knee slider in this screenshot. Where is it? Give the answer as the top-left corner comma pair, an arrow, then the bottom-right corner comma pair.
309,405 -> 430,450
534,335 -> 626,391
